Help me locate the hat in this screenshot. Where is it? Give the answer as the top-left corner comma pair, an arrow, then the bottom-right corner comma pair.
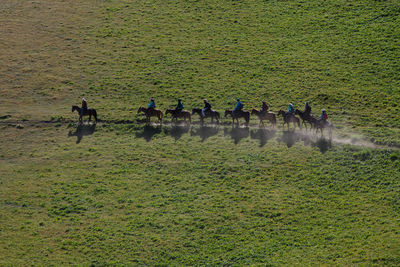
236,98 -> 240,101
322,108 -> 325,112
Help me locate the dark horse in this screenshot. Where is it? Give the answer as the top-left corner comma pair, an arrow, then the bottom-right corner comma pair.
72,105 -> 98,123
165,109 -> 192,124
295,109 -> 314,130
225,110 -> 250,126
192,108 -> 220,125
251,109 -> 276,128
137,107 -> 163,124
278,110 -> 301,130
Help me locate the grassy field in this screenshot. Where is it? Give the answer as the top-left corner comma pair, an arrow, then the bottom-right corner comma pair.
1,0 -> 400,265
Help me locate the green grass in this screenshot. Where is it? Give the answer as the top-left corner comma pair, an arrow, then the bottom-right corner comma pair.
1,0 -> 399,265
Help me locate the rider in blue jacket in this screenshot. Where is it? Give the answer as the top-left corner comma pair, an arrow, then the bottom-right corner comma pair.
148,98 -> 156,109
233,98 -> 244,116
175,99 -> 184,115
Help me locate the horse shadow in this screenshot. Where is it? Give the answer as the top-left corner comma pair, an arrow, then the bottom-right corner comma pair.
250,128 -> 276,147
164,125 -> 190,141
190,126 -> 219,142
224,126 -> 249,144
68,123 -> 96,144
312,137 -> 332,153
135,125 -> 162,142
278,131 -> 332,152
278,130 -> 301,148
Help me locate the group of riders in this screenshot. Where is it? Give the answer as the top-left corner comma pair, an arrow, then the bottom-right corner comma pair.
78,97 -> 328,123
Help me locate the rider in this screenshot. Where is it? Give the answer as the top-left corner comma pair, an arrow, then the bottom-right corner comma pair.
304,101 -> 312,115
319,109 -> 328,121
81,98 -> 88,116
288,103 -> 295,113
148,98 -> 156,110
175,99 -> 184,115
233,98 -> 243,117
202,99 -> 211,117
261,100 -> 269,114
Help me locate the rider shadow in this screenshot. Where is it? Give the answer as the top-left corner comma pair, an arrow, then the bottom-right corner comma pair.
278,131 -> 301,148
224,126 -> 249,144
250,129 -> 276,147
68,123 -> 96,144
164,125 -> 190,141
190,126 -> 219,142
135,125 -> 162,142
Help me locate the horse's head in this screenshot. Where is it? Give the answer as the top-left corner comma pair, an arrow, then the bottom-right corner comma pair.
191,108 -> 196,115
137,107 -> 144,114
278,110 -> 284,116
165,109 -> 172,115
72,105 -> 78,112
295,109 -> 300,115
251,109 -> 258,115
224,110 -> 231,117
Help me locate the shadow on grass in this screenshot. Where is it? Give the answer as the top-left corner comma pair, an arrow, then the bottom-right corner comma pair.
278,131 -> 332,153
190,125 -> 220,142
250,128 -> 276,147
224,126 -> 249,144
164,125 -> 190,141
68,123 -> 96,144
135,125 -> 162,142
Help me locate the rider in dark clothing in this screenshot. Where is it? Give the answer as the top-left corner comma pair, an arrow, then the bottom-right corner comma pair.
304,101 -> 311,115
202,99 -> 211,117
81,98 -> 88,116
261,100 -> 269,114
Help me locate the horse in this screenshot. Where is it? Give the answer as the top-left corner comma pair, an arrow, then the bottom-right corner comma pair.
165,109 -> 191,124
312,118 -> 333,139
72,105 -> 98,123
277,110 -> 301,130
192,108 -> 220,125
251,109 -> 276,128
137,107 -> 163,124
295,109 -> 314,130
225,110 -> 250,126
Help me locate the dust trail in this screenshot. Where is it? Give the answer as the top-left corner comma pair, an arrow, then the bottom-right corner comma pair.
1,118 -> 398,150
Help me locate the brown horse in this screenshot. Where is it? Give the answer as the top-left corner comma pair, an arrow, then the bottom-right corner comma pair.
192,108 -> 220,125
225,110 -> 250,126
72,105 -> 98,123
165,109 -> 191,124
137,107 -> 163,124
312,118 -> 333,139
278,110 -> 301,130
295,109 -> 314,130
251,109 -> 276,128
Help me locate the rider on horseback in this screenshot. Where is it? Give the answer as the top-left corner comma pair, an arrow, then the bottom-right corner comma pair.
304,101 -> 312,115
288,103 -> 295,114
175,99 -> 184,115
261,100 -> 269,114
319,109 -> 328,121
233,98 -> 243,117
81,98 -> 88,116
148,98 -> 156,109
202,99 -> 211,117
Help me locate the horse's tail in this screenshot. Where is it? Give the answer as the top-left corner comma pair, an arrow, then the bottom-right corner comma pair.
272,114 -> 276,125
93,109 -> 98,122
